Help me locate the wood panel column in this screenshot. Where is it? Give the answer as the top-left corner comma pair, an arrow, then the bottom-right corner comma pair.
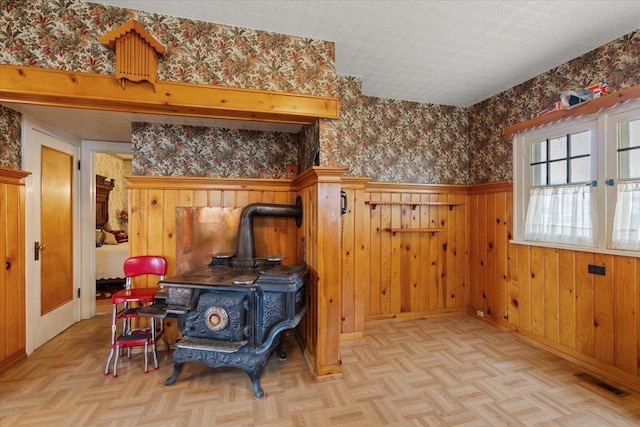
340,177 -> 371,340
294,167 -> 347,380
0,167 -> 30,373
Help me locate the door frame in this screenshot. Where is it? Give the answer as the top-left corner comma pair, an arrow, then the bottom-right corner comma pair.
79,140 -> 132,319
22,117 -> 81,355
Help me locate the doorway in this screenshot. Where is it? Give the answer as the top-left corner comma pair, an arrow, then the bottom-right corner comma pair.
23,120 -> 80,353
79,140 -> 132,319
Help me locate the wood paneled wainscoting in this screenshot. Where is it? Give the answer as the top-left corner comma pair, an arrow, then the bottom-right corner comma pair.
469,182 -> 640,392
126,167 -> 345,381
340,179 -> 470,339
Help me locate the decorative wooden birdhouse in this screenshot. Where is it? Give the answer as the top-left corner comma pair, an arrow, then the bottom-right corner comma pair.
99,20 -> 166,91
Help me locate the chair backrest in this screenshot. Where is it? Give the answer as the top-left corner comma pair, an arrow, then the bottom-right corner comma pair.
123,256 -> 167,288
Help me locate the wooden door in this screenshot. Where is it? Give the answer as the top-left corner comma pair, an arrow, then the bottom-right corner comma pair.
40,146 -> 74,314
24,125 -> 79,351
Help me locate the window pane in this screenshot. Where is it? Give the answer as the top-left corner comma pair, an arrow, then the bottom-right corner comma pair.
619,118 -> 640,149
549,136 -> 567,160
549,161 -> 567,185
611,181 -> 640,251
570,156 -> 590,182
619,148 -> 640,179
531,140 -> 547,162
531,164 -> 546,186
524,185 -> 594,247
570,131 -> 590,156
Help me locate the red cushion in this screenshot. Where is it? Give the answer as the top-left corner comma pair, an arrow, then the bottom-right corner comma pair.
113,229 -> 129,243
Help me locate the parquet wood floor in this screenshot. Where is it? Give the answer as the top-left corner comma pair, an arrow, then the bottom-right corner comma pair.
1,310 -> 639,426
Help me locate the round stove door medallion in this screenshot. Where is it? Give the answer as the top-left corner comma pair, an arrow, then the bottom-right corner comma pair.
204,306 -> 229,331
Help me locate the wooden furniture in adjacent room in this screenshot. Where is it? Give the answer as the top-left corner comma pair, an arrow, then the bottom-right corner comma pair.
96,174 -> 114,228
0,167 -> 30,373
95,174 -> 130,288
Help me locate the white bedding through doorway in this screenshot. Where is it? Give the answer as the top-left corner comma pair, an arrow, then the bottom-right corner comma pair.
95,242 -> 129,280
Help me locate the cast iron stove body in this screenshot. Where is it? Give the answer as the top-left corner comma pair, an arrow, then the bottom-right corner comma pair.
162,201 -> 306,398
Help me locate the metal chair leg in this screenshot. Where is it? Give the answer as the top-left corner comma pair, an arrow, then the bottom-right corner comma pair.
144,342 -> 149,373
113,344 -> 120,377
104,348 -> 115,375
150,318 -> 159,370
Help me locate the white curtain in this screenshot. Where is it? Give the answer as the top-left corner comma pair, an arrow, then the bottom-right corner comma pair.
611,181 -> 640,251
524,184 -> 594,246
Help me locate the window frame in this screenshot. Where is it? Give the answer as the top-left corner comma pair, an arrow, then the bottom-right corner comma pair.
606,106 -> 640,250
512,99 -> 640,256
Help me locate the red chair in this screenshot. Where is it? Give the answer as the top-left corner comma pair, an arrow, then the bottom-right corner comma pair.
104,256 -> 167,377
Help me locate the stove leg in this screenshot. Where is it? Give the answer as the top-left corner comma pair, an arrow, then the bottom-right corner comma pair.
275,345 -> 287,360
164,363 -> 184,386
248,373 -> 264,399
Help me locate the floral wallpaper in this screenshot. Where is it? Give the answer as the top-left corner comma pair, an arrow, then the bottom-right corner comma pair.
0,0 -> 335,96
468,29 -> 640,183
132,123 -> 297,178
1,0 -> 639,184
298,120 -> 320,173
321,74 -> 470,183
0,105 -> 21,169
95,152 -> 130,230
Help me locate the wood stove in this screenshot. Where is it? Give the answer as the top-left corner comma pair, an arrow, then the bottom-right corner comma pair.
161,199 -> 306,398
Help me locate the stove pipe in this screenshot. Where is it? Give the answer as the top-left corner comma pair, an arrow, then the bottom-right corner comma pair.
234,196 -> 302,261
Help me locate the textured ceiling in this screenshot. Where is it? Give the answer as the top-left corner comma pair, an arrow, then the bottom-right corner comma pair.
87,0 -> 640,107
9,1 -> 640,142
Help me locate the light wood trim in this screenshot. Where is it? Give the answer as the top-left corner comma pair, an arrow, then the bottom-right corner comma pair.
340,331 -> 364,341
0,64 -> 339,125
125,175 -> 295,191
504,85 -> 640,140
385,227 -> 446,235
468,181 -> 512,195
368,308 -> 468,322
340,177 -> 372,189
0,167 -> 30,185
365,181 -> 469,194
366,200 -> 464,210
293,167 -> 349,189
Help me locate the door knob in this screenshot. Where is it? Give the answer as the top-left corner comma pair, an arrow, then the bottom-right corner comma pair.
34,241 -> 46,261
5,259 -> 10,270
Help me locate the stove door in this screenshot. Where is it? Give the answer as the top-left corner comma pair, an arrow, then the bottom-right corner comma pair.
183,290 -> 254,344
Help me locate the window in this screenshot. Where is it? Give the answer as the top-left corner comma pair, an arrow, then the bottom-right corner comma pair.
610,114 -> 640,251
513,100 -> 640,254
529,130 -> 591,186
522,124 -> 596,247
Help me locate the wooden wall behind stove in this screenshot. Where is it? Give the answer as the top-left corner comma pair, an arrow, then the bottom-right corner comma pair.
126,176 -> 300,341
126,170 -> 346,381
126,176 -> 299,274
339,178 -> 470,340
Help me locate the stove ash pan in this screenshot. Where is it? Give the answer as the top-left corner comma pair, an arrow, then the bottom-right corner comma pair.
162,263 -> 308,399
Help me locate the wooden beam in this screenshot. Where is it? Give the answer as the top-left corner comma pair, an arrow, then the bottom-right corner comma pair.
0,65 -> 339,125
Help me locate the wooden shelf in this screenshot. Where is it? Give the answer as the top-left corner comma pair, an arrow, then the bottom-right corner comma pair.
504,85 -> 640,140
385,228 -> 446,236
365,200 -> 463,210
